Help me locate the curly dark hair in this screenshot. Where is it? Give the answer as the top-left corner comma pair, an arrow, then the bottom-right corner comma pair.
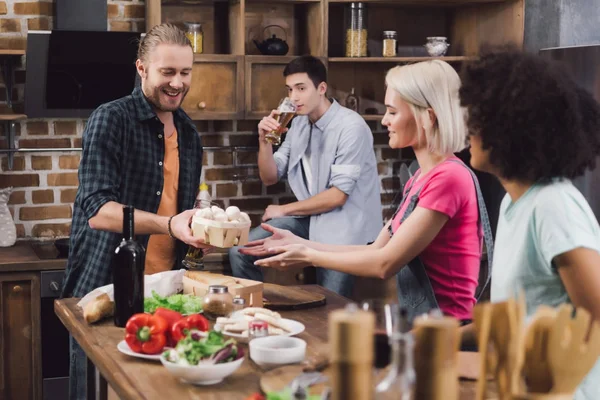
459,47 -> 600,182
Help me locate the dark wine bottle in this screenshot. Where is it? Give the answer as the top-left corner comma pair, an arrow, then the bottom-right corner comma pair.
112,205 -> 145,327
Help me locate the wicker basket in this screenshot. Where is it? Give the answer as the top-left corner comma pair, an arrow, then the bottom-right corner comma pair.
191,216 -> 251,248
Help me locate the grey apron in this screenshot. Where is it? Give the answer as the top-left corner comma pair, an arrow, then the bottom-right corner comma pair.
388,159 -> 494,325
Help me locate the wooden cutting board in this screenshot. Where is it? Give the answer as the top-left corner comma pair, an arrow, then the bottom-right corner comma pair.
260,365 -> 332,396
262,283 -> 327,311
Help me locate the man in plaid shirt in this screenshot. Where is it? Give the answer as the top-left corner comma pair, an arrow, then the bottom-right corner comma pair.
62,23 -> 208,399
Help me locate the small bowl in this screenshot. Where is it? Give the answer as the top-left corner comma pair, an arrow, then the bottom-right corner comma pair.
249,336 -> 306,367
160,354 -> 244,386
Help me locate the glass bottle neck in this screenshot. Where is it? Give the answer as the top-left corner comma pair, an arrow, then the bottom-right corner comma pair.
123,206 -> 134,241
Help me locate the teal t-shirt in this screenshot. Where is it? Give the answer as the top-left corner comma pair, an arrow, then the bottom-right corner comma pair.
491,178 -> 600,400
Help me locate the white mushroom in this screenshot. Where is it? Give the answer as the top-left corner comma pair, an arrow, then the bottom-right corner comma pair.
225,206 -> 241,222
238,212 -> 251,223
196,208 -> 214,220
211,205 -> 224,214
213,212 -> 228,222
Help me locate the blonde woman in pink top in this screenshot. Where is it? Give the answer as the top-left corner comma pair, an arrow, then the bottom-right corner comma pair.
242,60 -> 493,323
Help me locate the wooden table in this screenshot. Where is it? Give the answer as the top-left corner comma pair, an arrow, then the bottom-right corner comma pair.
55,285 -> 485,400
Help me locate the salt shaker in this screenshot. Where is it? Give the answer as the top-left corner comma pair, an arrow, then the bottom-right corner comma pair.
233,296 -> 246,313
248,319 -> 269,340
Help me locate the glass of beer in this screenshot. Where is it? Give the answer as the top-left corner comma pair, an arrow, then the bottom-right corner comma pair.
265,97 -> 297,146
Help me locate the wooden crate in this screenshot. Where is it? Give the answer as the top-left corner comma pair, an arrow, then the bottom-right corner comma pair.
182,271 -> 264,307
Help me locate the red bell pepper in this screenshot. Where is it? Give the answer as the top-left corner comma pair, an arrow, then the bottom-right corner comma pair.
125,313 -> 168,354
171,314 -> 209,343
154,308 -> 183,347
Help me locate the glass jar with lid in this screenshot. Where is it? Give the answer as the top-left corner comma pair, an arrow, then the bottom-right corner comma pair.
345,2 -> 368,57
202,285 -> 233,320
382,31 -> 397,57
184,22 -> 204,54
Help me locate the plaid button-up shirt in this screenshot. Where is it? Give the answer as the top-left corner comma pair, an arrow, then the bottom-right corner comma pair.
62,87 -> 203,298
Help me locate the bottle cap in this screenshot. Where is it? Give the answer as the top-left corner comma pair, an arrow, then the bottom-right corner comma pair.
199,182 -> 209,191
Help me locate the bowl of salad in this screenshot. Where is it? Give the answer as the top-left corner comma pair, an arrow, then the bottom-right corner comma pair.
160,330 -> 245,385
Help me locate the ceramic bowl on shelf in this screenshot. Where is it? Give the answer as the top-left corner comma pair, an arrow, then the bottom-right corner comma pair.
425,36 -> 450,57
249,336 -> 307,368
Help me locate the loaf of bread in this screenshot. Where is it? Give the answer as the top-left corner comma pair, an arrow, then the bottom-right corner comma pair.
83,293 -> 114,324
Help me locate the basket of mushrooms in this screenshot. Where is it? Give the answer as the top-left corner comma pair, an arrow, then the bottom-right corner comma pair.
191,206 -> 252,248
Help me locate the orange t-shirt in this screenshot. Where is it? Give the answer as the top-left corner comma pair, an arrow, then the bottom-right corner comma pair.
145,129 -> 179,275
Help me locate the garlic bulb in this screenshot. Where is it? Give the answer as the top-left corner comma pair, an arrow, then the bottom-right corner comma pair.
225,206 -> 241,222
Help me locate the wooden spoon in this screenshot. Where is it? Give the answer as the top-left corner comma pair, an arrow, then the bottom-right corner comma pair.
547,304 -> 600,394
473,302 -> 493,400
522,305 -> 556,393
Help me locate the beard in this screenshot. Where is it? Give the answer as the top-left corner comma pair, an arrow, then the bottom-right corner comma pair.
144,83 -> 189,112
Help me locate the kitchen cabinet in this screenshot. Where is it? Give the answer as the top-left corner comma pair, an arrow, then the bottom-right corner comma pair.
0,272 -> 42,400
146,0 -> 524,121
182,55 -> 245,120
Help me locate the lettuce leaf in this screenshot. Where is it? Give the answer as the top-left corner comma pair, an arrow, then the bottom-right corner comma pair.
144,290 -> 203,314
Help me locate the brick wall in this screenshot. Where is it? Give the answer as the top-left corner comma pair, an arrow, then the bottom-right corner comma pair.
0,0 -> 413,239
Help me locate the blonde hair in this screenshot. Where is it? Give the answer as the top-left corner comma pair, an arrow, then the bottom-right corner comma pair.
138,23 -> 191,63
385,60 -> 467,154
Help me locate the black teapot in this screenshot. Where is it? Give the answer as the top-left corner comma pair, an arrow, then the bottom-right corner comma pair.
253,25 -> 289,56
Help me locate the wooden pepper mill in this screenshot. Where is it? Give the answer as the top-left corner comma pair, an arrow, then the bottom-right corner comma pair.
329,303 -> 375,400
413,312 -> 461,400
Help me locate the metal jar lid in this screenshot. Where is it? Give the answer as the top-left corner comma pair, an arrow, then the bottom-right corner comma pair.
350,2 -> 366,8
208,285 -> 228,294
184,22 -> 202,31
233,296 -> 245,306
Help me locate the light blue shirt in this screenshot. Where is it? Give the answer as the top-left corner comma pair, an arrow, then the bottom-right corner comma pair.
273,100 -> 382,246
491,179 -> 600,400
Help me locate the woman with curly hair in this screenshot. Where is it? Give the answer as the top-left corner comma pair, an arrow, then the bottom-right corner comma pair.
241,60 -> 494,324
460,49 -> 600,399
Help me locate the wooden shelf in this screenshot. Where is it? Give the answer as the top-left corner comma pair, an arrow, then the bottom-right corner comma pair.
0,113 -> 26,121
327,0 -> 505,4
0,49 -> 25,56
246,0 -> 320,2
361,114 -> 384,121
328,56 -> 474,63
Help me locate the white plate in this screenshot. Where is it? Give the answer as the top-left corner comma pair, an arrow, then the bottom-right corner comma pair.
219,318 -> 305,343
117,340 -> 169,361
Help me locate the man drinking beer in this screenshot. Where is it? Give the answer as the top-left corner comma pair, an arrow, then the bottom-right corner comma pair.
229,55 -> 382,297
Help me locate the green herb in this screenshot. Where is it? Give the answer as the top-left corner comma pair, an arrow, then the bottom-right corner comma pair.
144,290 -> 203,314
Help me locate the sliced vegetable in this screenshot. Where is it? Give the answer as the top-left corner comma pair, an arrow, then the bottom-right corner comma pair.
171,314 -> 209,343
144,290 -> 203,314
163,329 -> 244,366
125,313 -> 168,355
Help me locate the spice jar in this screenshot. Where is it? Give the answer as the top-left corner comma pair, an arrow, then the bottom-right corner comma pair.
184,22 -> 204,54
233,296 -> 246,313
382,31 -> 397,57
345,3 -> 368,57
202,285 -> 233,321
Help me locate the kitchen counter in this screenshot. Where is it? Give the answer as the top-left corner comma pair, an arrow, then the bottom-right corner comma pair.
0,241 -> 67,273
55,285 -> 489,400
0,241 -> 231,274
